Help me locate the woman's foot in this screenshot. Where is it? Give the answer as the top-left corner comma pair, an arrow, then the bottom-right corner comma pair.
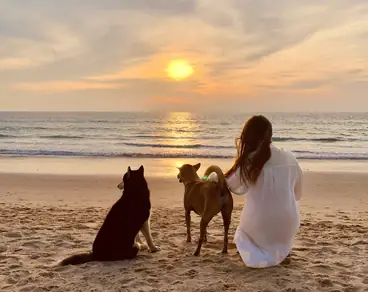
149,246 -> 160,253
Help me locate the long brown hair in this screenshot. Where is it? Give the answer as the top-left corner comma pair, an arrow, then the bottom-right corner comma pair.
226,115 -> 272,186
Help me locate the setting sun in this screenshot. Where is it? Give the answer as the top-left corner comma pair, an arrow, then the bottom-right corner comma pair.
166,60 -> 194,80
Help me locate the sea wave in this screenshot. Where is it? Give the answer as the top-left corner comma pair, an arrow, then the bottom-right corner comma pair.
0,149 -> 367,160
1,133 -> 364,143
0,134 -> 94,139
0,134 -> 17,138
40,135 -> 84,139
121,142 -> 233,149
273,137 -> 348,142
130,135 -> 221,140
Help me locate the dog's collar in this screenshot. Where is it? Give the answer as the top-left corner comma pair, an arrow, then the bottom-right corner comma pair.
184,180 -> 199,187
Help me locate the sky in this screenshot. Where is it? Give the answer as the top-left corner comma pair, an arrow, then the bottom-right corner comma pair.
0,0 -> 367,112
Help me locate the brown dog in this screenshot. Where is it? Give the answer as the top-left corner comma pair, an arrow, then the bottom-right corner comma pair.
177,163 -> 233,256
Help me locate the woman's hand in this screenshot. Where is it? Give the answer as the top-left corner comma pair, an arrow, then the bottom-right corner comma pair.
224,169 -> 233,179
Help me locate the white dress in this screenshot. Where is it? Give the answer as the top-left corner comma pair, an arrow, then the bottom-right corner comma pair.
208,144 -> 303,268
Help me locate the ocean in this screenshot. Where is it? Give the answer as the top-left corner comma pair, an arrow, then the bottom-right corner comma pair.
0,112 -> 367,161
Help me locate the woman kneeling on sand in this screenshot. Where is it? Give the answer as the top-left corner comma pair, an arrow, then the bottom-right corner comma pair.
210,115 -> 303,268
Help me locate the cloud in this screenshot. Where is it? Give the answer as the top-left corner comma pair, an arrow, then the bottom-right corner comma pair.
13,81 -> 122,93
0,0 -> 367,111
146,97 -> 192,104
0,0 -> 197,16
117,0 -> 197,14
0,58 -> 34,70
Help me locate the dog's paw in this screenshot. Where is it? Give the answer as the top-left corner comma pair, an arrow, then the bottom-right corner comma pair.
221,249 -> 228,254
150,246 -> 160,253
134,242 -> 142,250
193,250 -> 200,256
186,236 -> 191,243
139,243 -> 149,251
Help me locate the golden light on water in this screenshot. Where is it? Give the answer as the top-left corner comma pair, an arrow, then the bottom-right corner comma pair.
161,112 -> 198,173
166,60 -> 194,80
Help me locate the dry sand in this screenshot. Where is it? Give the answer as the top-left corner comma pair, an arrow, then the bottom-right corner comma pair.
0,171 -> 367,292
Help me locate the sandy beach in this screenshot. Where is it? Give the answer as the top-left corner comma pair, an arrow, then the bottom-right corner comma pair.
0,166 -> 367,292
2,0 -> 368,288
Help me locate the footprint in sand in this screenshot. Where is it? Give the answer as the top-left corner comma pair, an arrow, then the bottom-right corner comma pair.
342,285 -> 359,292
8,264 -> 22,270
171,280 -> 183,285
201,258 -> 215,264
303,238 -> 317,246
23,241 -> 41,248
312,264 -> 333,273
355,228 -> 367,234
0,255 -> 10,261
318,278 -> 334,288
0,246 -> 7,253
182,269 -> 198,278
19,284 -> 38,292
3,231 -> 22,238
6,276 -> 20,285
38,271 -> 55,277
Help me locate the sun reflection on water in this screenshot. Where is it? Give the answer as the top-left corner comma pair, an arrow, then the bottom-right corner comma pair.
161,112 -> 200,172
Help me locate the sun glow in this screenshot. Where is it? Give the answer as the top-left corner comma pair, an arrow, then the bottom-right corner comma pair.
166,60 -> 194,80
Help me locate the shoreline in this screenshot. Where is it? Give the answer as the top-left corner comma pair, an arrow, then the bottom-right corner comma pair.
0,156 -> 367,176
1,171 -> 368,211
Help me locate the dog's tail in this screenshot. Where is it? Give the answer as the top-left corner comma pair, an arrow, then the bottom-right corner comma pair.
203,165 -> 226,191
59,252 -> 94,266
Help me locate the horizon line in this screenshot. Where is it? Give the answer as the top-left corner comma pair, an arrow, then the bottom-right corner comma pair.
0,110 -> 367,114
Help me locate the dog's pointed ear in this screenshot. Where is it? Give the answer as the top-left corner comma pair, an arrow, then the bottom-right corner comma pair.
138,165 -> 144,174
193,163 -> 201,171
127,166 -> 131,178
